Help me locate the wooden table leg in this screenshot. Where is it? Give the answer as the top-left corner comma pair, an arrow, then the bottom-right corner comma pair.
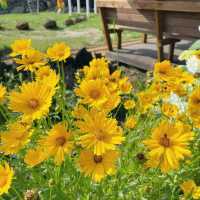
142,33 -> 148,43
169,42 -> 175,62
99,8 -> 113,51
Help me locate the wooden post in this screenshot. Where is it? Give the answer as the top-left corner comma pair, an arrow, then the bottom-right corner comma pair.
142,33 -> 148,43
77,0 -> 81,13
155,10 -> 164,62
86,0 -> 90,17
99,8 -> 113,51
169,42 -> 175,62
117,29 -> 123,49
68,0 -> 72,16
94,0 -> 97,14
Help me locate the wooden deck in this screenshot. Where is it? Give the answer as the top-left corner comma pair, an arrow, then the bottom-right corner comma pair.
106,39 -> 194,70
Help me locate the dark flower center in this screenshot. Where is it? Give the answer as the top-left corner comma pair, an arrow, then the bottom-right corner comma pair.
29,99 -> 39,109
160,134 -> 171,147
94,155 -> 103,163
90,90 -> 101,99
56,137 -> 66,146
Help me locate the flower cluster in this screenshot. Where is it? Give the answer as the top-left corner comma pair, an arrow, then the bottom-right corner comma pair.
74,57 -> 134,182
1,38 -> 200,199
0,39 -> 134,196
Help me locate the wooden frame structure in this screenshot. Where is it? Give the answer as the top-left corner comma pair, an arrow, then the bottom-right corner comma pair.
97,0 -> 200,67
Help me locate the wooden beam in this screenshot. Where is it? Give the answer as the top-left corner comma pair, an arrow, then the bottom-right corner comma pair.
155,10 -> 164,62
133,0 -> 200,13
97,0 -> 131,9
99,8 -> 113,51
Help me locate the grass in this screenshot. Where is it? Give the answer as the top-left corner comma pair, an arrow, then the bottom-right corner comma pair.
0,12 -> 141,51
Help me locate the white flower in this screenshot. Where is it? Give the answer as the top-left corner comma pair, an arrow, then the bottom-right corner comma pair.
167,93 -> 187,113
186,55 -> 200,74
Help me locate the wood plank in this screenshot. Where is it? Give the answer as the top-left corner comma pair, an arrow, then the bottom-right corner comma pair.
106,40 -> 193,70
132,0 -> 200,13
165,26 -> 200,39
97,0 -> 131,9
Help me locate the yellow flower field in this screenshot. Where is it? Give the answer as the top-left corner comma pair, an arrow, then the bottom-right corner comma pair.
0,39 -> 200,199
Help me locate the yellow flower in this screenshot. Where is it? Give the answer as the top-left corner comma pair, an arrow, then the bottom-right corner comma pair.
143,121 -> 193,173
101,93 -> 120,112
181,180 -> 196,197
107,69 -> 121,93
188,88 -> 200,119
39,122 -> 74,165
35,66 -> 59,96
47,42 -> 71,62
9,81 -> 53,121
0,122 -> 32,155
35,65 -> 52,80
124,116 -> 137,129
72,104 -> 88,119
78,150 -> 119,182
0,84 -> 6,103
83,58 -> 110,81
162,103 -> 178,118
10,39 -> 32,57
119,77 -> 133,94
0,162 -> 14,196
193,187 -> 200,199
124,100 -> 135,110
154,60 -> 174,81
173,67 -> 194,84
150,80 -> 177,98
137,90 -> 158,113
15,49 -> 46,72
76,108 -> 124,155
24,148 -> 48,167
74,79 -> 109,108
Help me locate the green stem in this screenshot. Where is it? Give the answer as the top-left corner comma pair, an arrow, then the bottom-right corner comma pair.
12,188 -> 23,200
0,105 -> 8,121
57,61 -> 66,121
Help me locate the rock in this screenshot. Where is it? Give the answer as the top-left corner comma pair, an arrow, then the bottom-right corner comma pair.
44,20 -> 58,30
75,15 -> 87,23
16,22 -> 30,30
64,19 -> 76,26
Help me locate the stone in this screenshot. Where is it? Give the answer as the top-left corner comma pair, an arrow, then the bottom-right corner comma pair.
75,15 -> 87,23
44,20 -> 58,30
64,19 -> 76,26
16,22 -> 30,30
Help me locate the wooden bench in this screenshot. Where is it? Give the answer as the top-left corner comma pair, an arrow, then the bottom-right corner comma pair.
97,0 -> 200,67
97,0 -> 181,63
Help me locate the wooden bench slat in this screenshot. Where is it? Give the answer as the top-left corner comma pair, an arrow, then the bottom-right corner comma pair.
132,0 -> 200,13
